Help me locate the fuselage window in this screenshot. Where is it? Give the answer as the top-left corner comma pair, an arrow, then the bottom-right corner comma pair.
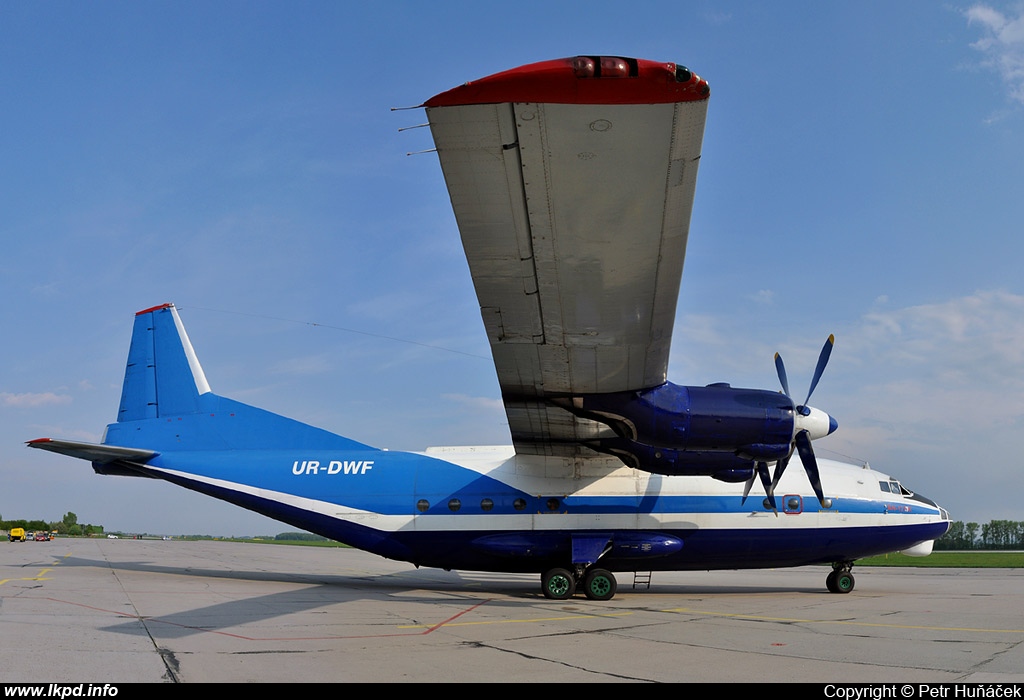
879,481 -> 892,493
416,499 -> 430,513
546,498 -> 560,512
513,498 -> 527,511
480,498 -> 494,511
448,498 -> 461,512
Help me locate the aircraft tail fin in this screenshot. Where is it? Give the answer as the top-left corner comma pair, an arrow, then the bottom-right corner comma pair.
99,303 -> 374,454
118,303 -> 210,421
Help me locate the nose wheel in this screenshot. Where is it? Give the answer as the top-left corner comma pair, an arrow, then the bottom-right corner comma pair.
541,567 -> 618,600
826,562 -> 855,593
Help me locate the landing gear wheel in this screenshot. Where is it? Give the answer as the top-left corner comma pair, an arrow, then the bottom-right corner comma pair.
583,568 -> 617,601
833,571 -> 855,593
542,568 -> 576,600
826,563 -> 855,594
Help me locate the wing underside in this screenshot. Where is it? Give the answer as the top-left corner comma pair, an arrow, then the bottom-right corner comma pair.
427,60 -> 708,458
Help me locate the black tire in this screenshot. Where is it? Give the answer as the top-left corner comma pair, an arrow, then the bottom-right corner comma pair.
833,571 -> 855,594
826,570 -> 838,593
542,568 -> 576,600
583,569 -> 617,601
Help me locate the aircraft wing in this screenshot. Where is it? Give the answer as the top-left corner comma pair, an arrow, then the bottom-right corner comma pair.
425,57 -> 709,457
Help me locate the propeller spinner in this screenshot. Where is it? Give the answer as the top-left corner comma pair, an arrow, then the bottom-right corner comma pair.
746,335 -> 838,511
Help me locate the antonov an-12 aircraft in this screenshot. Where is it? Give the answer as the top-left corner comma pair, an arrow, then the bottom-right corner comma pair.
29,57 -> 950,600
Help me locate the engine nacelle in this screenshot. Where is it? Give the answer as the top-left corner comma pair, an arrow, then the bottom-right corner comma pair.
555,381 -> 799,477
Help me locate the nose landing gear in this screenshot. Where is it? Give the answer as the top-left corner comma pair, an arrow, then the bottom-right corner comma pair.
826,561 -> 855,593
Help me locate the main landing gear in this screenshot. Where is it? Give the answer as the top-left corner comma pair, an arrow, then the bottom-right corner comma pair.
826,561 -> 855,593
541,566 -> 618,601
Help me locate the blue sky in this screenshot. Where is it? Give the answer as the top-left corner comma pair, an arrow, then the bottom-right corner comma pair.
2,1 -> 1023,535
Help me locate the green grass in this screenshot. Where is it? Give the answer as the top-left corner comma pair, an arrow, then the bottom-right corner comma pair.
858,551 -> 1024,567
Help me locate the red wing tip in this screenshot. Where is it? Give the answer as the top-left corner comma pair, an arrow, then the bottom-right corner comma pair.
27,438 -> 52,445
136,303 -> 175,316
425,55 -> 709,107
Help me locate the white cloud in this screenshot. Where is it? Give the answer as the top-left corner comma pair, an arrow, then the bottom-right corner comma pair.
1,392 -> 72,408
846,290 -> 1024,384
965,3 -> 1024,104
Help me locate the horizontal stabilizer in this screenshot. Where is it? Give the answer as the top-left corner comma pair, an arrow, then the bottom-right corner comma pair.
26,438 -> 157,464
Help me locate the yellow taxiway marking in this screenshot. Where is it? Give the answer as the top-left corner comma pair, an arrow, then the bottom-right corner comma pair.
664,607 -> 1024,635
0,554 -> 69,586
0,571 -> 54,586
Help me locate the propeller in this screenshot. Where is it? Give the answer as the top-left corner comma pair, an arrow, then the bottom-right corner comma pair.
768,335 -> 837,507
742,461 -> 777,513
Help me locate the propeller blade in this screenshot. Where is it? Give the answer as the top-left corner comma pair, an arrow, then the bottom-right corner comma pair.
795,430 -> 826,506
802,334 -> 835,407
741,468 -> 756,505
756,461 -> 776,512
774,352 -> 791,397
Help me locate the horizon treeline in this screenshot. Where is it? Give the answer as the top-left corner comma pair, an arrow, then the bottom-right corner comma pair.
934,520 -> 1024,550
1,511 -> 104,537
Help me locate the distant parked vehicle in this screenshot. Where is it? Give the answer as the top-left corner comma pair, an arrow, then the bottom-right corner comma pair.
35,532 -> 50,542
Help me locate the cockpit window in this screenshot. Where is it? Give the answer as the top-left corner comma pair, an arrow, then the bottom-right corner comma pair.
880,480 -> 914,497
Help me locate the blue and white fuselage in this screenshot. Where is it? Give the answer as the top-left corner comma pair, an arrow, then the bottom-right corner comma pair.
118,442 -> 949,575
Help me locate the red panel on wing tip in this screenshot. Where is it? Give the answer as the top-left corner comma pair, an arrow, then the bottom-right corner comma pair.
26,438 -> 51,444
424,56 -> 709,107
136,303 -> 174,316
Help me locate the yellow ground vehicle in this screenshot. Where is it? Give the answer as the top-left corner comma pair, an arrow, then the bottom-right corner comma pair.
9,528 -> 26,542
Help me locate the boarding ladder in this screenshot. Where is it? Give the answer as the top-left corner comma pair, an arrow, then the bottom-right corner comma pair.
632,571 -> 652,590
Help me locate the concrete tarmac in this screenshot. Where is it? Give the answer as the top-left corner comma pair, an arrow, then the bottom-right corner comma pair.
2,538 -> 1022,683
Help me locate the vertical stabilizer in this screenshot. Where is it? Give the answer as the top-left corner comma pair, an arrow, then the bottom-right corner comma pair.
118,304 -> 211,422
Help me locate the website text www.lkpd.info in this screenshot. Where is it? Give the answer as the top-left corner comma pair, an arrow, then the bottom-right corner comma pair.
4,686 -> 118,698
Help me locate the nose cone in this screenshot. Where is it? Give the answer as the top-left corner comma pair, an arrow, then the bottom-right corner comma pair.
796,405 -> 837,440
